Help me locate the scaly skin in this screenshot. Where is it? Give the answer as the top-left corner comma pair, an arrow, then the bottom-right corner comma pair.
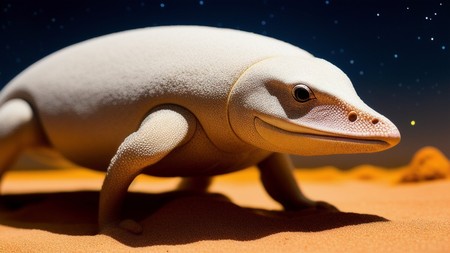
0,26 -> 400,234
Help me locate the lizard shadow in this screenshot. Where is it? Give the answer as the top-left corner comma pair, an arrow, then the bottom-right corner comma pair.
0,191 -> 387,247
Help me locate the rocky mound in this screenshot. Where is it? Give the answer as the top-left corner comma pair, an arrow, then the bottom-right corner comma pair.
400,146 -> 450,183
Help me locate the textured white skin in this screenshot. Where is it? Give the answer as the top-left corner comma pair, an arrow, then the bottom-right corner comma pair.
228,57 -> 400,155
0,26 -> 400,233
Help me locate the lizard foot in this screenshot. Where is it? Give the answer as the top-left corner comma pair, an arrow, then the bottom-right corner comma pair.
118,219 -> 143,234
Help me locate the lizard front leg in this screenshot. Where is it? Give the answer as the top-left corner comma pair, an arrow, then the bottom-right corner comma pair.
258,153 -> 338,211
98,105 -> 196,234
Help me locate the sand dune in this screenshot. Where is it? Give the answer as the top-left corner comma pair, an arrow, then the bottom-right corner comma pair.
0,147 -> 449,252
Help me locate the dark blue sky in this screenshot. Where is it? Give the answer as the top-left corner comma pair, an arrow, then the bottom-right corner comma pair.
1,0 -> 449,168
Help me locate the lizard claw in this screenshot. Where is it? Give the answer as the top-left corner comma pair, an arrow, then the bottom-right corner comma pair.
313,201 -> 339,212
118,219 -> 143,234
285,200 -> 339,212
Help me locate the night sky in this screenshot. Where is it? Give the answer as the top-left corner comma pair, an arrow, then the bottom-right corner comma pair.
1,0 -> 449,169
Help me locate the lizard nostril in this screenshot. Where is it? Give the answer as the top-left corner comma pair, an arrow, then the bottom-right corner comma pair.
348,111 -> 358,122
372,118 -> 379,125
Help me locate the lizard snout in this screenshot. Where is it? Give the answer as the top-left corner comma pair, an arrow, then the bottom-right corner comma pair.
346,109 -> 401,148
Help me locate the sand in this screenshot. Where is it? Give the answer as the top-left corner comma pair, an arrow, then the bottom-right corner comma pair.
1,147 -> 449,252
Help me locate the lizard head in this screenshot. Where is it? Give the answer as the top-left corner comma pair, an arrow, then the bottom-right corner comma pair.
227,56 -> 400,155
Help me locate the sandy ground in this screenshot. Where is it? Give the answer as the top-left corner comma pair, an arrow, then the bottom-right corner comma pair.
1,162 -> 449,253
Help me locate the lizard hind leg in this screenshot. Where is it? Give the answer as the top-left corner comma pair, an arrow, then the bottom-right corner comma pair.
0,99 -> 47,189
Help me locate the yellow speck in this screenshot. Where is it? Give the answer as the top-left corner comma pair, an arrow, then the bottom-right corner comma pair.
410,120 -> 416,126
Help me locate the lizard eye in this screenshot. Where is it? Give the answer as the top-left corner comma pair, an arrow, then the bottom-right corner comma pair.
292,84 -> 315,102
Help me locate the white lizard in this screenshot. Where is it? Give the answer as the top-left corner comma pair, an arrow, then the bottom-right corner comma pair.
0,26 -> 400,233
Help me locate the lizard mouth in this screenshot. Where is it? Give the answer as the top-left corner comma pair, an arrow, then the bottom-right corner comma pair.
254,117 -> 390,148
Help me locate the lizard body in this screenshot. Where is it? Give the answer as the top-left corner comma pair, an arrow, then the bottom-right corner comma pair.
0,26 -> 400,233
